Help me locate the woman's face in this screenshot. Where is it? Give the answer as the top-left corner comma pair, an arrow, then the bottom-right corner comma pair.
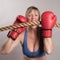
27,9 -> 40,28
27,9 -> 40,22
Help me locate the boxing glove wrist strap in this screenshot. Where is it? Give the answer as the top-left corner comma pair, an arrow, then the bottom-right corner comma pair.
42,29 -> 52,37
7,30 -> 19,40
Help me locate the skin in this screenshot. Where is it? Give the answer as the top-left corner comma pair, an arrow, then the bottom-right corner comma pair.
0,9 -> 54,60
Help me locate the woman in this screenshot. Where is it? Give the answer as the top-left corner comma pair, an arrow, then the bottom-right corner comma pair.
0,6 -> 55,60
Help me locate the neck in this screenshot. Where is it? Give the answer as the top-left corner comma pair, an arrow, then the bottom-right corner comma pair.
28,27 -> 37,33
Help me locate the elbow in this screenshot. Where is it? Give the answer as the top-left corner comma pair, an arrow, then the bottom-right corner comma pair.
5,50 -> 12,54
45,50 -> 53,55
2,52 -> 9,55
45,48 -> 54,55
0,50 -> 11,55
4,51 -> 11,54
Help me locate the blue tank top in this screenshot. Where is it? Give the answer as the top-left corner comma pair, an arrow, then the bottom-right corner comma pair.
22,29 -> 45,58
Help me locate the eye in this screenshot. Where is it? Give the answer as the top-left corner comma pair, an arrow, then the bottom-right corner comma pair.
35,14 -> 38,16
28,14 -> 31,17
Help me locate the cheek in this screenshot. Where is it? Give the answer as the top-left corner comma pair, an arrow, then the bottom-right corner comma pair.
35,16 -> 39,20
27,17 -> 32,21
27,17 -> 31,20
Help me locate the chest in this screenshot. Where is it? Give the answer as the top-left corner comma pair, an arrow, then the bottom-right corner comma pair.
28,33 -> 37,40
26,32 -> 40,52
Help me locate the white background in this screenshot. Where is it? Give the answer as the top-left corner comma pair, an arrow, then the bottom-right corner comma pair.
0,0 -> 60,60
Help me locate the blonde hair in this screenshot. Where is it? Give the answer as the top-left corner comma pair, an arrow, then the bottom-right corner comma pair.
25,6 -> 40,20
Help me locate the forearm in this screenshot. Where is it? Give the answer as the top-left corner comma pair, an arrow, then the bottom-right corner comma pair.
0,39 -> 16,55
0,42 -> 12,55
44,38 -> 54,55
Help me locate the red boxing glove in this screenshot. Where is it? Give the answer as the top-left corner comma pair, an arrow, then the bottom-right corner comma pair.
7,15 -> 27,40
41,11 -> 57,37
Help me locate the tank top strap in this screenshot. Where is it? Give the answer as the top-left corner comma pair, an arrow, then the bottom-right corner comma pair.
23,29 -> 27,46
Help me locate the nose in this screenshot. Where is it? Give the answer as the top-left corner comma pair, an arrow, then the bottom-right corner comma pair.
31,15 -> 35,20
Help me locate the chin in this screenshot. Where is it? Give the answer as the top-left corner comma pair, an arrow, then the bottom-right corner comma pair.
31,26 -> 37,29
